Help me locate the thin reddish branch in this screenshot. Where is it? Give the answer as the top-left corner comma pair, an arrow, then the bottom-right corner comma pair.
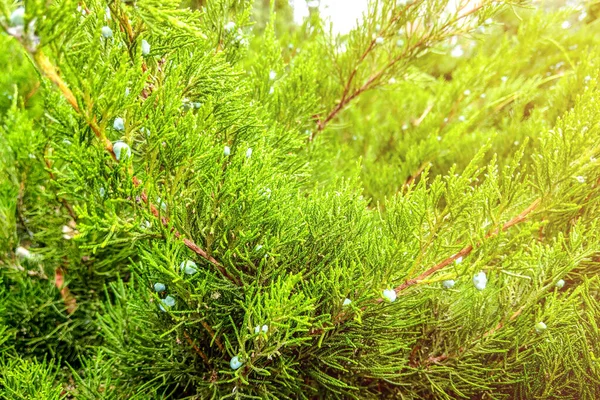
44,153 -> 78,221
181,237 -> 239,285
200,320 -> 225,352
483,305 -> 525,338
135,179 -> 240,285
378,246 -> 473,302
42,146 -> 79,313
309,198 -> 542,337
24,81 -> 40,106
183,331 -> 210,364
415,304 -> 528,368
412,102 -> 434,127
403,160 -> 430,190
376,198 -> 540,301
313,2 -> 486,138
313,1 -> 418,137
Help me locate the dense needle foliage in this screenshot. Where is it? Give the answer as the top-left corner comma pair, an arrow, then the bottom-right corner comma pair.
0,0 -> 600,398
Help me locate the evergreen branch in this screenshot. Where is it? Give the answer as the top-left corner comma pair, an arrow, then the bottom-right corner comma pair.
43,147 -> 77,222
311,198 -> 542,337
381,197 -> 541,299
110,3 -> 151,74
7,32 -> 240,286
0,20 -> 116,160
82,9 -> 237,283
4,2 -> 597,396
313,1 -> 418,137
313,1 -> 486,139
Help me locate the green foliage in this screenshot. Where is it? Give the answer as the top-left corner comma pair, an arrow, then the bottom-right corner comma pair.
0,0 -> 599,398
0,356 -> 64,400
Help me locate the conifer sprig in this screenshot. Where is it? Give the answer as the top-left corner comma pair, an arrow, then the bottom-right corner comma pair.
4,25 -> 240,286
312,0 -> 522,139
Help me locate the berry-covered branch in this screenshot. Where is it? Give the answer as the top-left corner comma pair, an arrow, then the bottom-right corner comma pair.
4,20 -> 240,287
382,197 -> 541,299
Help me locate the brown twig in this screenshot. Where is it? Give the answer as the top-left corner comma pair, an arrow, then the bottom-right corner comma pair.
412,102 -> 434,127
312,2 -> 485,139
113,5 -> 135,44
16,176 -> 33,238
403,160 -> 430,190
24,81 -> 40,106
312,1 -> 418,138
183,331 -> 210,364
414,304 -> 528,368
135,179 -> 241,285
200,320 -> 225,352
44,150 -> 78,221
483,305 -> 525,338
376,198 -> 541,301
41,146 -> 79,312
33,52 -> 80,112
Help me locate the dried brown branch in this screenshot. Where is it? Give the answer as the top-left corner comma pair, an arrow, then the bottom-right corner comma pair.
55,267 -> 77,314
